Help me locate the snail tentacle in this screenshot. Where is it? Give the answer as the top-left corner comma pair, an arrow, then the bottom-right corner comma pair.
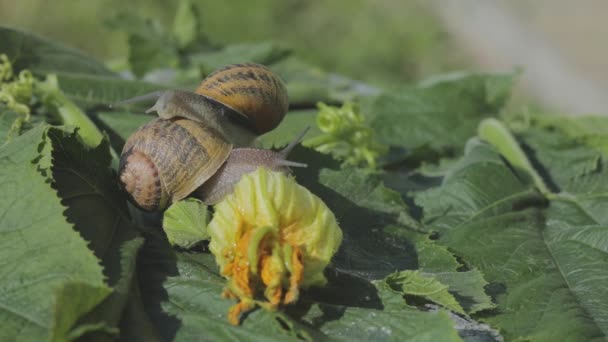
110,91 -> 165,109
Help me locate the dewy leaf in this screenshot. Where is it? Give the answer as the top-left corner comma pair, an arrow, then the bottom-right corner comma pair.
0,125 -> 108,340
416,138 -> 607,341
0,26 -> 113,76
362,72 -> 514,155
163,198 -> 209,248
385,270 -> 465,315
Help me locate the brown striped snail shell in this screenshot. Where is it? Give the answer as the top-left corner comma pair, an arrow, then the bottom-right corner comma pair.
117,63 -> 304,211
195,63 -> 289,135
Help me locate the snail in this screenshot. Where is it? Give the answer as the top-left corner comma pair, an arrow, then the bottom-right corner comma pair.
116,63 -> 306,211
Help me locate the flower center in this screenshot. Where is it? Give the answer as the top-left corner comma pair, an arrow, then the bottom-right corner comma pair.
221,226 -> 305,325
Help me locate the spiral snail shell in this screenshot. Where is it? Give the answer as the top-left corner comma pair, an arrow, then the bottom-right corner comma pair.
195,63 -> 289,135
117,63 -> 304,211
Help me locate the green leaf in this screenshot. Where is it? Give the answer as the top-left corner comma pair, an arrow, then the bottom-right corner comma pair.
46,127 -> 152,339
419,70 -> 515,109
55,72 -> 164,109
544,202 -> 608,337
259,109 -> 320,149
48,129 -> 136,262
172,0 -> 200,49
397,230 -> 461,272
516,123 -> 608,223
129,35 -> 179,78
271,57 -> 380,107
50,282 -> 114,342
509,119 -> 608,337
416,139 -> 607,341
386,270 -> 465,314
77,237 -> 149,341
135,231 -> 461,341
478,118 -> 550,195
0,125 -> 108,340
0,26 -> 112,75
362,72 -> 514,155
127,147 -> 463,340
513,113 -> 608,157
136,232 -> 323,341
0,109 -> 23,144
105,13 -> 178,77
292,163 -> 423,280
416,139 -> 543,233
383,228 -> 494,315
431,270 -> 494,315
96,111 -> 150,137
38,75 -> 105,148
163,198 -> 209,248
299,283 -> 462,341
191,42 -> 291,75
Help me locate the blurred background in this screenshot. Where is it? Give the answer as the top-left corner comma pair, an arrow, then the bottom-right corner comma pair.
0,0 -> 606,115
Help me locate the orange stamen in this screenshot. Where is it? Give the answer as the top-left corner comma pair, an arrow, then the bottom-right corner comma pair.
228,301 -> 253,325
221,227 -> 309,323
260,240 -> 284,307
285,245 -> 304,304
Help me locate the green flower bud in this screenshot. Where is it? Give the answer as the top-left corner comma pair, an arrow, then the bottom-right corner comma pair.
305,102 -> 387,169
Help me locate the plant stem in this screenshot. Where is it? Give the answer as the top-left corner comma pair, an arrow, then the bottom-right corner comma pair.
37,76 -> 102,147
36,75 -> 119,165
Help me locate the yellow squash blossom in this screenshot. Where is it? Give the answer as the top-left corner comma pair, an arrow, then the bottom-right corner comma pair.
208,168 -> 343,325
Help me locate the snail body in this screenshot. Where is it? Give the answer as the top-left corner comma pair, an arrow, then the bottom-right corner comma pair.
117,63 -> 304,211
